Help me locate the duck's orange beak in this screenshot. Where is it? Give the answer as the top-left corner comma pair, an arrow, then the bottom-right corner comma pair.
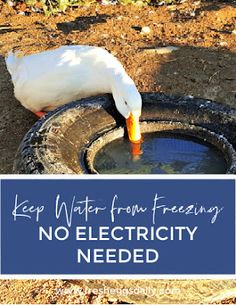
126,113 -> 142,144
130,142 -> 143,159
126,113 -> 143,156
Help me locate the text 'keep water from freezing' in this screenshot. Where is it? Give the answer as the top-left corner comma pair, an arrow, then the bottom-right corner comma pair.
12,193 -> 224,226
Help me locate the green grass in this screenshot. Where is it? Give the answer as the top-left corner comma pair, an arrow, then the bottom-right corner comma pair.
15,0 -> 179,15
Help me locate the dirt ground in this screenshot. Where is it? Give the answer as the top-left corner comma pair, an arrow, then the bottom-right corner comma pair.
1,279 -> 236,304
0,0 -> 236,173
0,1 -> 236,304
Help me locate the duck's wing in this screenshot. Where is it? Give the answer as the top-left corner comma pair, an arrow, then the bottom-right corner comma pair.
5,51 -> 24,78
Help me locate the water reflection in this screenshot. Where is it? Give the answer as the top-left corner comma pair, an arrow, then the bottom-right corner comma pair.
94,133 -> 227,174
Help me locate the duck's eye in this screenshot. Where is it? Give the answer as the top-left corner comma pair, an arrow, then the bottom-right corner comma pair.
124,101 -> 128,105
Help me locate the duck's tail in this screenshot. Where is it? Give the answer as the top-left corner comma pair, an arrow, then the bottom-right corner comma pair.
5,50 -> 23,76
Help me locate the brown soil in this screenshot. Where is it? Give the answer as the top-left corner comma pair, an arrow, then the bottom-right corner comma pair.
0,0 -> 236,173
0,1 -> 236,304
1,279 -> 236,304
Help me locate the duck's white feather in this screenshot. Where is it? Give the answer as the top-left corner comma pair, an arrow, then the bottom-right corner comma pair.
6,45 -> 142,117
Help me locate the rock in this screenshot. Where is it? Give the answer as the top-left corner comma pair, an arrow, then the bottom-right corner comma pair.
144,46 -> 179,55
219,41 -> 228,47
141,26 -> 151,35
7,0 -> 14,7
31,7 -> 42,13
101,34 -> 109,38
101,0 -> 112,5
135,0 -> 146,6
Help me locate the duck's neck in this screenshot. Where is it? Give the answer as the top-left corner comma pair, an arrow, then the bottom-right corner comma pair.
110,69 -> 137,119
110,68 -> 134,95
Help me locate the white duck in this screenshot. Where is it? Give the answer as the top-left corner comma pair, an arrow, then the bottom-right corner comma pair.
6,45 -> 142,144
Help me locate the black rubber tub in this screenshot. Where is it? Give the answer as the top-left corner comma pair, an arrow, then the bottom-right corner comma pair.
13,93 -> 236,174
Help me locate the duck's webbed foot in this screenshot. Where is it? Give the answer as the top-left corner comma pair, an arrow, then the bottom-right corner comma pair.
34,111 -> 46,118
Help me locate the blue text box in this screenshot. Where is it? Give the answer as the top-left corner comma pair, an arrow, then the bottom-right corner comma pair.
1,178 -> 235,275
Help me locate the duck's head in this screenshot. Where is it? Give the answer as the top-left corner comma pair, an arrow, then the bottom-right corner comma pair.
112,74 -> 142,144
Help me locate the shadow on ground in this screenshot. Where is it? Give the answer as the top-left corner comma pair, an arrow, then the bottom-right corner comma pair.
0,24 -> 23,34
57,14 -> 111,34
0,55 -> 36,174
138,44 -> 236,105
